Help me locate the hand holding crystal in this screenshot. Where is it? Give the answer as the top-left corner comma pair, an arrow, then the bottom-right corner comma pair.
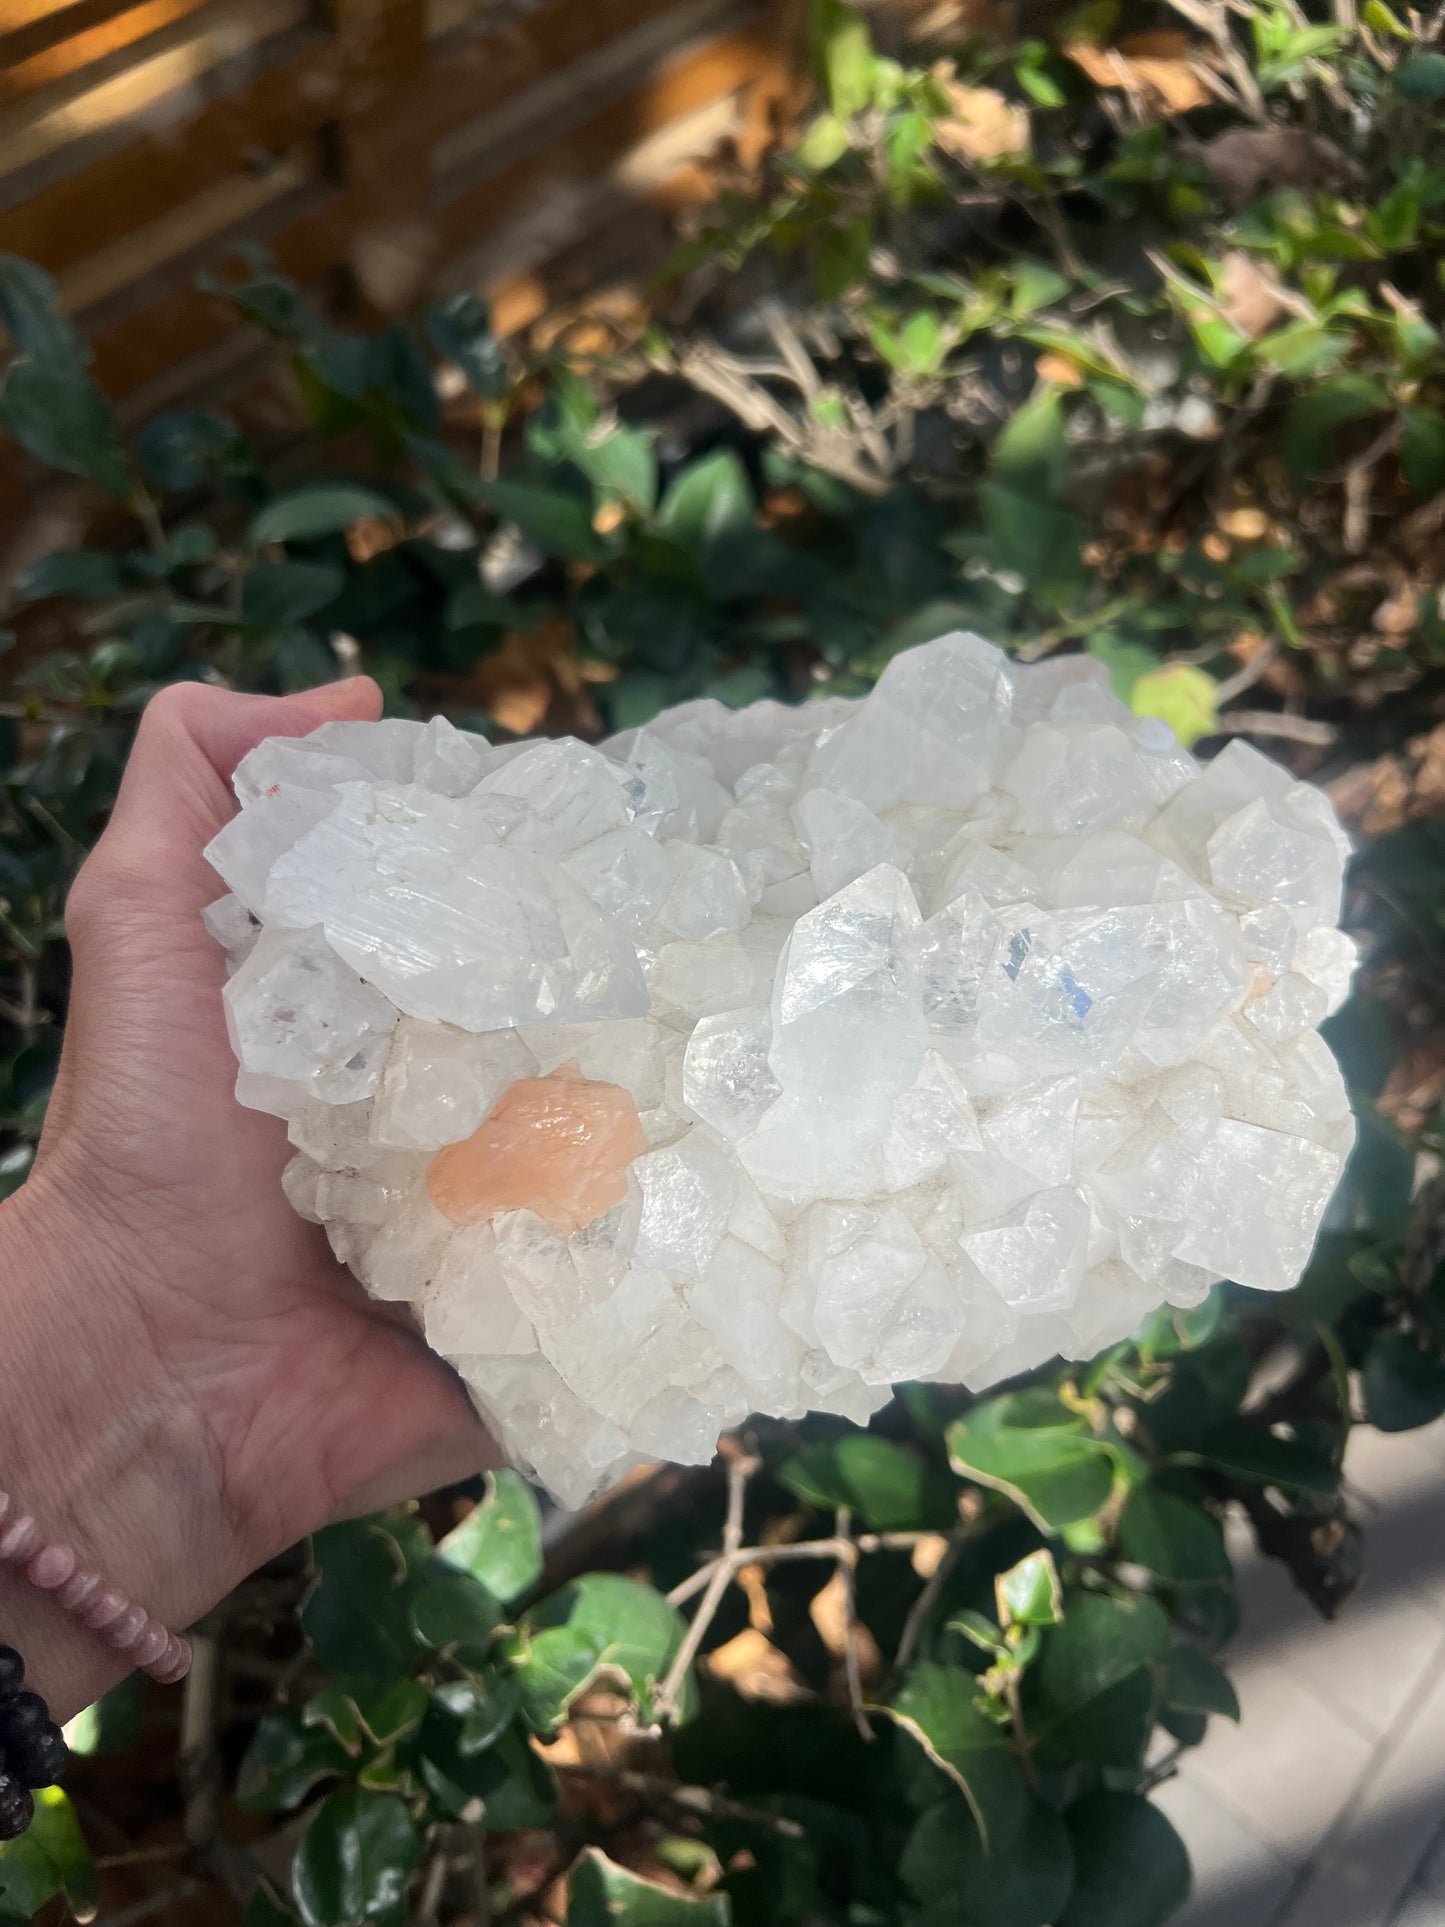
0,680 -> 495,1716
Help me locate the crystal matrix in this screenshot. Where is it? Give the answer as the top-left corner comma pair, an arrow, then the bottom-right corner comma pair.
206,636 -> 1356,1506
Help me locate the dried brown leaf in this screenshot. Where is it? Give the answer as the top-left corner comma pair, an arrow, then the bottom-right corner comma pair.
1069,42 -> 1213,114
1218,251 -> 1287,339
936,83 -> 1031,160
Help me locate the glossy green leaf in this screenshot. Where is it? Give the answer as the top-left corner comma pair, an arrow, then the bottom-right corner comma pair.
417,1720 -> 557,1829
566,1847 -> 731,1925
14,549 -> 130,601
0,1790 -> 96,1918
438,1469 -> 544,1605
241,561 -> 344,628
1163,1645 -> 1240,1722
947,1396 -> 1115,1531
1362,1332 -> 1445,1432
237,1710 -> 352,1812
0,356 -> 131,497
249,484 -> 395,546
1395,53 -> 1445,100
409,1571 -> 502,1657
514,1574 -> 689,1732
293,1788 -> 419,1927
816,0 -> 874,118
1032,1593 -> 1169,1767
138,409 -> 247,492
301,1521 -> 419,1677
996,1549 -> 1063,1628
882,1663 -> 1028,1847
658,449 -> 755,553
1059,1792 -> 1191,1927
1189,1422 -> 1341,1494
901,1794 -> 1074,1927
1118,1486 -> 1231,1584
796,112 -> 851,171
479,478 -> 599,559
1401,409 -> 1445,499
245,1881 -> 300,1926
778,1432 -> 947,1530
1129,664 -> 1217,748
0,254 -> 83,361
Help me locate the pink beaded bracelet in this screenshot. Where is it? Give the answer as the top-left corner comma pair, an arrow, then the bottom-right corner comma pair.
0,1491 -> 190,1686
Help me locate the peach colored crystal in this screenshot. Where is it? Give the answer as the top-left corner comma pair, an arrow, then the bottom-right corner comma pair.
426,1064 -> 647,1234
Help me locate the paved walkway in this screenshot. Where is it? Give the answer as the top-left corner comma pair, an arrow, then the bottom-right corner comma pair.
1156,1417 -> 1445,1927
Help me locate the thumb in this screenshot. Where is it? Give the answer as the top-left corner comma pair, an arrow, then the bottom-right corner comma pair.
86,678 -> 383,917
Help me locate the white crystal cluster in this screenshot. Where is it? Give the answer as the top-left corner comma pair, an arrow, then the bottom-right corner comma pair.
205,635 -> 1356,1507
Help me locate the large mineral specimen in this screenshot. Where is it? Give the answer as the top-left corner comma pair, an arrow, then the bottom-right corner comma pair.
205,635 -> 1356,1506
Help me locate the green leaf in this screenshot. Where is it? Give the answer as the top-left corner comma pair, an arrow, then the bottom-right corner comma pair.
293,1788 -> 419,1927
64,1674 -> 145,1757
1129,663 -> 1217,748
426,293 -> 509,400
241,561 -> 344,628
409,1571 -> 502,1657
416,1720 -> 556,1829
249,484 -> 395,546
1401,408 -> 1445,498
981,486 -> 1083,603
882,1662 -> 1028,1848
1032,1593 -> 1170,1768
900,1795 -> 1074,1927
478,478 -> 599,560
1059,1792 -> 1191,1927
14,548 -> 130,602
438,1469 -> 543,1605
1363,0 -> 1411,36
138,409 -> 247,492
996,1550 -> 1063,1628
0,1789 -> 96,1918
237,1710 -> 352,1812
947,1395 -> 1116,1531
0,355 -> 131,497
1189,1421 -> 1341,1494
1163,1645 -> 1240,1722
1362,1332 -> 1445,1432
245,1881 -> 300,1927
817,0 -> 874,117
567,1847 -> 731,1925
796,112 -> 851,171
658,450 -> 755,553
513,1574 -> 689,1732
778,1433 -> 945,1530
1396,53 -> 1445,100
1282,375 -> 1388,488
0,255 -> 83,361
991,388 -> 1071,500
572,426 -> 658,512
301,1521 -> 420,1677
1118,1486 -> 1231,1584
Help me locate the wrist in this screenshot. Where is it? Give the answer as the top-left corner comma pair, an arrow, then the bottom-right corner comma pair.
0,1167 -> 256,1717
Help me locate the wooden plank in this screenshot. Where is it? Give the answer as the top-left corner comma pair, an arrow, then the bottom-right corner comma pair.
0,32 -> 337,270
0,0 -> 213,104
438,23 -> 782,249
0,0 -> 313,184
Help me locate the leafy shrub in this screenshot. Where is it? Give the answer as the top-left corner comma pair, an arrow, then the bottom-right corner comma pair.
0,3 -> 1442,1921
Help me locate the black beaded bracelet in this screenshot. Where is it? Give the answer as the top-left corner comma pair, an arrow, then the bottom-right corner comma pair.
0,1646 -> 69,1840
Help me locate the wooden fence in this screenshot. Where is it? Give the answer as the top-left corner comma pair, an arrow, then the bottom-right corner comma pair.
0,0 -> 802,518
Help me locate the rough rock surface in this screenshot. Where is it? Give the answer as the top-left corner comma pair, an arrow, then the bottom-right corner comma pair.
206,635 -> 1356,1506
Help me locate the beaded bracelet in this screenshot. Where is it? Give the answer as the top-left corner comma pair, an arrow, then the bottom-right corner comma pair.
0,1646 -> 68,1840
0,1493 -> 190,1687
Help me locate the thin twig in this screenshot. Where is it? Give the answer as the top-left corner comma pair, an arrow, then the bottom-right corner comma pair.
653,1452 -> 760,1721
1215,709 -> 1338,745
834,1508 -> 871,1742
552,1762 -> 806,1838
1214,641 -> 1280,706
894,1535 -> 965,1676
666,1530 -> 937,1611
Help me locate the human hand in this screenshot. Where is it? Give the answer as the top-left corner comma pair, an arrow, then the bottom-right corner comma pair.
0,680 -> 495,1716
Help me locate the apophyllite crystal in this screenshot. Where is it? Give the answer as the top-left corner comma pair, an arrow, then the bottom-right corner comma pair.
205,635 -> 1357,1506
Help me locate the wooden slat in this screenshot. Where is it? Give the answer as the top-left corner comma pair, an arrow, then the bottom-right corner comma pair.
71,15 -> 779,401
0,0 -> 313,188
0,0 -> 213,103
0,31 -> 336,269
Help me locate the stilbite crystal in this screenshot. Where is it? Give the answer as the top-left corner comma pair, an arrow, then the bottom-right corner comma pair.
206,633 -> 1356,1507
